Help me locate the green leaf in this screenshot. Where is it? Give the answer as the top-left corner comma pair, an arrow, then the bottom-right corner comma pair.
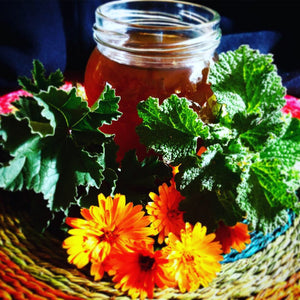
177,153 -> 243,231
210,45 -> 286,121
35,87 -> 89,129
77,142 -> 119,208
261,140 -> 300,169
244,52 -> 285,116
178,144 -> 224,192
281,116 -> 300,142
115,150 -> 171,206
136,46 -> 299,233
239,111 -> 291,152
208,48 -> 247,119
89,84 -> 122,126
49,136 -> 105,211
13,96 -> 55,137
0,79 -> 121,224
0,125 -> 104,211
137,95 -> 209,164
18,60 -> 64,94
235,168 -> 291,233
251,158 -> 300,210
206,45 -> 298,232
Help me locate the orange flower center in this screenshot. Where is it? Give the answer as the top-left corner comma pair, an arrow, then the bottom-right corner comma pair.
138,254 -> 155,271
167,209 -> 181,219
100,230 -> 118,244
184,253 -> 195,262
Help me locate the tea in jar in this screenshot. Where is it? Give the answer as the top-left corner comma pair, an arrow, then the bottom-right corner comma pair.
84,0 -> 221,161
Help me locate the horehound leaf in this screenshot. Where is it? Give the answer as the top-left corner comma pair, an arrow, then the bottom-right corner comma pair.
137,95 -> 209,164
138,46 -> 299,233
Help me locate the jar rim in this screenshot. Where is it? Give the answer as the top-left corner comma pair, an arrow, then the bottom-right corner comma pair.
96,0 -> 221,31
93,0 -> 221,67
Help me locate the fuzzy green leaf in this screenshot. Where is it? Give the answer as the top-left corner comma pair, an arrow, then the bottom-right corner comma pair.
137,45 -> 299,233
252,159 -> 299,209
209,45 -> 286,121
137,95 -> 209,164
239,111 -> 291,152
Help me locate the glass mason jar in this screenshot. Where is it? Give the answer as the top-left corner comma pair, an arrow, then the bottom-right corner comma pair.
84,0 -> 221,162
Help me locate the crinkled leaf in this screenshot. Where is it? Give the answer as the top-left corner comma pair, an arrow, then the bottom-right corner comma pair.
208,46 -> 299,232
178,144 -> 224,192
137,45 -> 299,233
261,118 -> 300,168
18,60 -> 64,94
89,84 -> 122,127
239,111 -> 291,152
210,45 -> 286,121
177,146 -> 244,229
137,95 -> 209,164
0,116 -> 105,211
13,96 -> 55,137
251,158 -> 300,210
235,167 -> 291,232
0,67 -> 121,225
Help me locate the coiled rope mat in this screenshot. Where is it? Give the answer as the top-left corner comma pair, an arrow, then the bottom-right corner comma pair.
0,199 -> 299,300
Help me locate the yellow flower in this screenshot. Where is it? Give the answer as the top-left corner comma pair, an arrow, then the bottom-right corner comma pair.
62,193 -> 155,280
214,221 -> 251,254
108,242 -> 175,300
163,222 -> 223,292
147,181 -> 185,244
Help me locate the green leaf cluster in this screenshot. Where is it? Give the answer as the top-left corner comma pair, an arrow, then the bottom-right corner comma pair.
137,45 -> 300,233
0,80 -> 120,213
0,61 -> 171,231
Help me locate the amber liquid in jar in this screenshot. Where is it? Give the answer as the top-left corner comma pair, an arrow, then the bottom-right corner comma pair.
85,33 -> 213,162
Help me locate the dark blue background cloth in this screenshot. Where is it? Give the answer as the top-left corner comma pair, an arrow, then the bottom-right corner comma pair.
1,0 -> 300,96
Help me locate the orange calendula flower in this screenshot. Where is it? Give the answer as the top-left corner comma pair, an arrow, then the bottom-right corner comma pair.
214,221 -> 251,254
146,178 -> 185,244
108,242 -> 175,300
62,193 -> 154,280
163,222 -> 223,292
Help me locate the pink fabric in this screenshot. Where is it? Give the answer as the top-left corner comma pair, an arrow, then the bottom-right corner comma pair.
282,95 -> 300,119
0,82 -> 73,114
0,90 -> 31,114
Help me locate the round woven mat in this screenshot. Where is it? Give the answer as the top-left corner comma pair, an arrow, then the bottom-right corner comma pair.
0,200 -> 299,300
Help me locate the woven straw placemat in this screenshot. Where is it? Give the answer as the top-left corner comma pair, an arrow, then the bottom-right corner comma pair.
0,197 -> 299,300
